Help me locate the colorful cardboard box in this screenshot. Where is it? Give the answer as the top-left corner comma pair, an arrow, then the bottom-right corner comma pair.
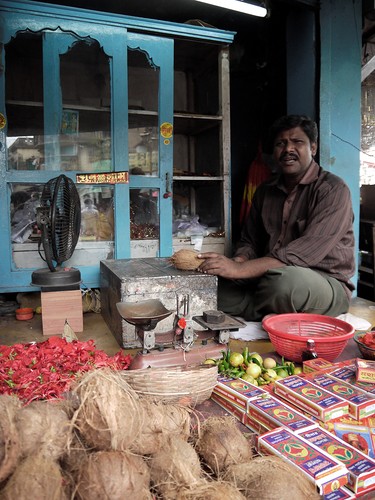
323,486 -> 355,499
303,358 -> 337,374
257,427 -> 349,495
299,426 -> 375,495
245,393 -> 318,435
332,420 -> 375,460
306,373 -> 375,420
213,376 -> 268,412
328,365 -> 375,396
210,392 -> 248,426
274,376 -> 349,422
356,359 -> 375,384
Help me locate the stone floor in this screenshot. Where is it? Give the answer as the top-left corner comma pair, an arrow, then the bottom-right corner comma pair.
1,294 -> 375,359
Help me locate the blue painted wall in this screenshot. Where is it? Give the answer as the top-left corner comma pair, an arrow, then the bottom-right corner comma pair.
320,0 -> 362,293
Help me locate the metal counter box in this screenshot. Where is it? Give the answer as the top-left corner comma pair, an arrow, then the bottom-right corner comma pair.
100,258 -> 217,348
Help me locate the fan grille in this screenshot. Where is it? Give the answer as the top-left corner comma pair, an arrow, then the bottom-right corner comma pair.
39,175 -> 81,268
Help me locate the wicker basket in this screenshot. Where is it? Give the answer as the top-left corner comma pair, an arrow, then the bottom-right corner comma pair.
122,364 -> 218,407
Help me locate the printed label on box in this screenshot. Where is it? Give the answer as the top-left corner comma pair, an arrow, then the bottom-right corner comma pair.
213,378 -> 267,411
257,427 -> 349,495
356,359 -> 375,384
247,394 -> 317,434
323,486 -> 355,499
299,427 -> 375,494
307,373 -> 375,420
333,421 -> 375,459
303,358 -> 337,374
274,376 -> 349,422
328,365 -> 375,396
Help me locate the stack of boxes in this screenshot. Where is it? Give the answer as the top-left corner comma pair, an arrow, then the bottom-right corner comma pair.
211,357 -> 375,498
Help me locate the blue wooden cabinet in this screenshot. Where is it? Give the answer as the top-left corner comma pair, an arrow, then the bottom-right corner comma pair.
0,0 -> 235,292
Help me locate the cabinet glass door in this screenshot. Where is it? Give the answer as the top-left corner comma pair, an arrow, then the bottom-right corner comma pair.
127,34 -> 174,259
1,17 -> 173,291
3,27 -> 124,290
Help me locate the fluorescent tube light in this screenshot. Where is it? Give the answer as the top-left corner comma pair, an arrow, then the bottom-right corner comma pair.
193,0 -> 267,17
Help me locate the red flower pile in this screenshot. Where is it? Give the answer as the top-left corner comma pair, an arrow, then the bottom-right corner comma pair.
359,331 -> 375,349
0,336 -> 132,404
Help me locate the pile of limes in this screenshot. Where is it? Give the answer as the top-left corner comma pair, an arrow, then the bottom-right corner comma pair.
205,348 -> 301,386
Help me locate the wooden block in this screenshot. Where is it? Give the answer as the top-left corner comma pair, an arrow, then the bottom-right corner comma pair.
41,290 -> 83,336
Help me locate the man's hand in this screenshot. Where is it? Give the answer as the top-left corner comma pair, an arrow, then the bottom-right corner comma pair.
197,252 -> 285,280
197,253 -> 244,279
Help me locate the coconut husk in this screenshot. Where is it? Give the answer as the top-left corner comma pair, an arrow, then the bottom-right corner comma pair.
1,453 -> 68,500
76,450 -> 150,500
60,430 -> 90,480
169,249 -> 204,270
177,479 -> 246,499
150,435 -> 202,499
223,456 -> 321,500
0,394 -> 22,483
71,368 -> 143,451
133,400 -> 191,455
195,416 -> 253,475
15,400 -> 72,460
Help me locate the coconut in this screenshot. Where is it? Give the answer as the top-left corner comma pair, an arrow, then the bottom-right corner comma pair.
71,368 -> 143,451
150,435 -> 202,499
177,479 -> 246,499
0,394 -> 22,483
1,453 -> 68,500
169,249 -> 204,270
195,416 -> 253,475
15,400 -> 72,460
133,400 -> 191,455
60,430 -> 89,480
76,450 -> 150,500
223,456 -> 321,500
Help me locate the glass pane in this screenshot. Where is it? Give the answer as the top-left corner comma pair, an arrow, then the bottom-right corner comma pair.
78,187 -> 114,242
129,123 -> 159,176
128,48 -> 159,176
6,32 -> 44,171
173,181 -> 222,236
11,184 -> 43,244
10,183 -> 114,269
130,188 -> 159,240
60,40 -> 111,172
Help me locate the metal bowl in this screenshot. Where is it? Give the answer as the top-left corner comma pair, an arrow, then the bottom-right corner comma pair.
354,331 -> 375,360
116,299 -> 173,328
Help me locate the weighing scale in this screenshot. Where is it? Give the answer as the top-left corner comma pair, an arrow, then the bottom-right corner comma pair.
116,298 -> 246,369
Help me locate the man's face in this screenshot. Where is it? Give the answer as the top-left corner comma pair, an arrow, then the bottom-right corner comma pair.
273,126 -> 317,179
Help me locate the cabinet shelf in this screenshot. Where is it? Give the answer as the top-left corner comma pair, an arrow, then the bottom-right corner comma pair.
174,112 -> 222,120
7,99 -> 112,112
359,265 -> 374,275
173,175 -> 223,181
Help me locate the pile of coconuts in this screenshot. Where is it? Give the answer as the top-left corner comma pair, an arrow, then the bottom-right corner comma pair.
0,367 -> 322,499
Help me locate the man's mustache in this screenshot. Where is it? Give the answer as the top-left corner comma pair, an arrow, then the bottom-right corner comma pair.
280,153 -> 298,161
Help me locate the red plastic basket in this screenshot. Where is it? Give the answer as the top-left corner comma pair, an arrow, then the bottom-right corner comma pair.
262,313 -> 355,363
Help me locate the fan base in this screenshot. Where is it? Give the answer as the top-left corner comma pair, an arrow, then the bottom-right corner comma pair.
31,267 -> 81,291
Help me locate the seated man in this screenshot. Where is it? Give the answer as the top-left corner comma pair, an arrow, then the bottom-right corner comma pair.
198,114 -> 355,321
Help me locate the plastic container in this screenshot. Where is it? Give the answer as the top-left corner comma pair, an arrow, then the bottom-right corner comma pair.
354,331 -> 375,361
15,307 -> 34,321
262,313 -> 355,363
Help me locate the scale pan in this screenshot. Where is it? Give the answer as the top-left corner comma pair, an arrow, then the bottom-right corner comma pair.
116,299 -> 173,325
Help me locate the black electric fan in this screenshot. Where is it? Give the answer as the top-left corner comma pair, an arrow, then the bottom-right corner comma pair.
31,174 -> 82,290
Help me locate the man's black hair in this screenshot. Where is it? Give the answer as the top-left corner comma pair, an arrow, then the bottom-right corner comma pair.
269,115 -> 318,145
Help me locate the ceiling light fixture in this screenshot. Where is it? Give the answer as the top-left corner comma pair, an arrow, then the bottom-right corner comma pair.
193,0 -> 268,18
